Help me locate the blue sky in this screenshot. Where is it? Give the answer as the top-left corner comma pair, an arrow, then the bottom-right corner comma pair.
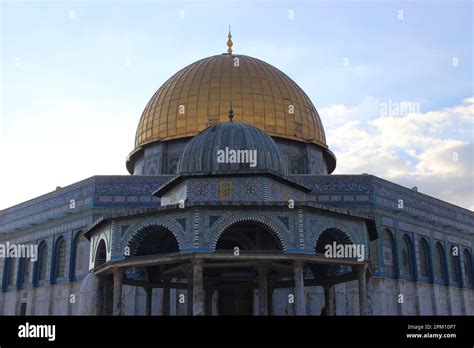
0,0 -> 472,209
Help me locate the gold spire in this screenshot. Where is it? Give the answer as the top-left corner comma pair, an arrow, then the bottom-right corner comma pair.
227,25 -> 233,54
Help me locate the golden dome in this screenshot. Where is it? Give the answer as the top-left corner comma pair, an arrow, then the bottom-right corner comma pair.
134,54 -> 327,150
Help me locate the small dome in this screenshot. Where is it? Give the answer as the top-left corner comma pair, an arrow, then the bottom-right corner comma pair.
178,122 -> 287,176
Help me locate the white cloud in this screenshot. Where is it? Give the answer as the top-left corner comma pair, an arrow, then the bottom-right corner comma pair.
322,97 -> 474,210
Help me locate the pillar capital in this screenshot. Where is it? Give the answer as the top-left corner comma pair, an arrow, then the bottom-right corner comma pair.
257,262 -> 269,274
192,257 -> 204,266
356,263 -> 368,276
294,259 -> 304,271
113,267 -> 124,278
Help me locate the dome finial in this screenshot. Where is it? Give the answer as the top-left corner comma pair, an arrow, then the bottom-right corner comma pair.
228,100 -> 234,122
227,25 -> 233,54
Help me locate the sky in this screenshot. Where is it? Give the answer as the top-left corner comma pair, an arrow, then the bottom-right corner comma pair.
0,0 -> 472,210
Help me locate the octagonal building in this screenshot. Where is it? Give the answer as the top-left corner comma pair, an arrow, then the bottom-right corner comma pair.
0,37 -> 473,316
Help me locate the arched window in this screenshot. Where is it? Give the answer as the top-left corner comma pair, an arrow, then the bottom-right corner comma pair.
94,239 -> 107,267
418,239 -> 430,278
38,243 -> 48,281
400,235 -> 414,279
463,250 -> 473,287
289,156 -> 306,174
55,238 -> 67,278
7,258 -> 16,286
433,242 -> 446,282
73,232 -> 89,277
449,245 -> 460,282
312,228 -> 353,277
21,257 -> 31,285
382,229 -> 396,277
168,157 -> 179,175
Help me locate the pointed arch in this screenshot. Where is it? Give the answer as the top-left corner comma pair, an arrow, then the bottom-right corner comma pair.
312,228 -> 354,277
54,237 -> 67,279
418,238 -> 431,278
215,219 -> 284,251
212,216 -> 286,251
434,242 -> 447,283
463,249 -> 473,287
94,239 -> 107,267
36,241 -> 49,284
382,229 -> 396,277
400,234 -> 414,280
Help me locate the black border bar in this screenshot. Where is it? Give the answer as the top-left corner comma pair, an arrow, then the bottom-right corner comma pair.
0,315 -> 472,346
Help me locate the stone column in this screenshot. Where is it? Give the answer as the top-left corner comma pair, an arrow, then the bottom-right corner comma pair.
257,263 -> 269,315
95,275 -> 105,315
294,260 -> 306,316
205,289 -> 214,315
162,276 -> 171,316
145,287 -> 152,316
192,259 -> 204,316
323,285 -> 334,315
187,278 -> 193,316
267,280 -> 274,316
357,264 -> 368,316
112,268 -> 123,316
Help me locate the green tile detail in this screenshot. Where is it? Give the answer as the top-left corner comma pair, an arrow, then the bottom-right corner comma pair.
277,216 -> 289,229
209,215 -> 221,228
176,218 -> 186,230
121,225 -> 130,237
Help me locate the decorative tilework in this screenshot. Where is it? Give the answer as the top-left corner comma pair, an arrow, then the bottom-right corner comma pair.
193,208 -> 200,248
307,214 -> 369,259
1,169 -> 473,295
217,182 -> 234,199
208,215 -> 221,228
120,217 -> 187,254
120,225 -> 130,238
176,218 -> 186,231
277,216 -> 290,229
204,210 -> 294,251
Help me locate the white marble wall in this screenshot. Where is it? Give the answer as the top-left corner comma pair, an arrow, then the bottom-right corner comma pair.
2,276 -> 473,315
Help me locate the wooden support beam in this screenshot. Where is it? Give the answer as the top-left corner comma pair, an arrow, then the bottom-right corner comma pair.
273,271 -> 358,289
204,262 -> 256,268
161,264 -> 189,275
93,252 -> 366,276
122,278 -> 187,289
270,262 -> 293,273
203,276 -> 257,282
211,283 -> 258,290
